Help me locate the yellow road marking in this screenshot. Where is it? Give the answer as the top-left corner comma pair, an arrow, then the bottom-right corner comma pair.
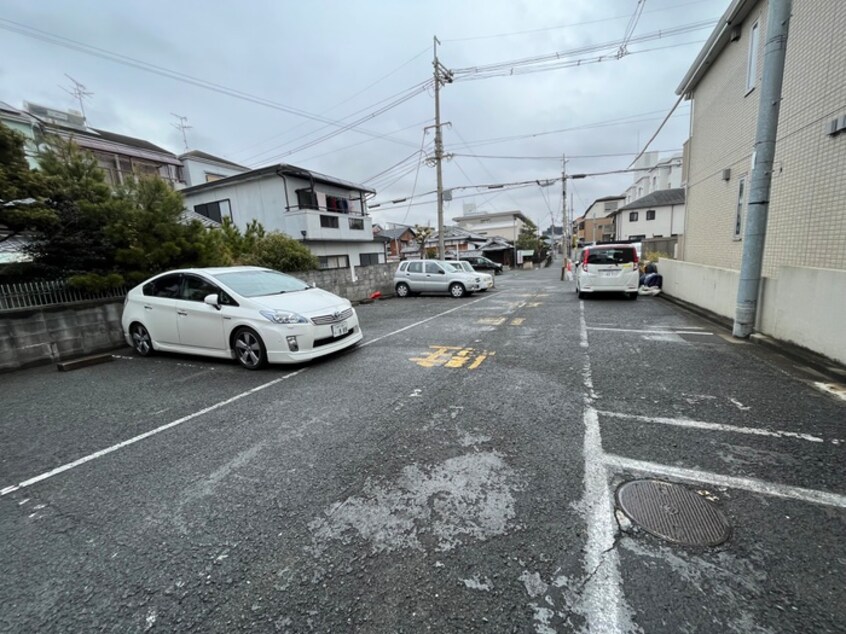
477,317 -> 507,326
410,346 -> 495,370
527,302 -> 542,308
510,318 -> 525,326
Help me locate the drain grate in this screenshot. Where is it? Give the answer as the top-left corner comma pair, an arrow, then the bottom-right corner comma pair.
616,479 -> 731,547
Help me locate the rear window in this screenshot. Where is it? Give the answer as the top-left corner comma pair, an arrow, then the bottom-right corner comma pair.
586,248 -> 635,265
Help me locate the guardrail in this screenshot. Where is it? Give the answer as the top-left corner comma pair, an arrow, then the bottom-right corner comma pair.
0,280 -> 128,312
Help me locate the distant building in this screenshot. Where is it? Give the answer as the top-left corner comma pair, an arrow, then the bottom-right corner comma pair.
0,101 -> 40,168
181,164 -> 385,270
425,226 -> 487,256
611,188 -> 685,241
375,225 -> 417,260
452,210 -> 532,242
575,195 -> 624,244
623,152 -> 683,206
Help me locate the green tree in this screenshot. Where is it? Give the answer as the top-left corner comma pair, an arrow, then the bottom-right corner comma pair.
0,122 -> 54,242
243,232 -> 318,272
516,219 -> 541,252
413,224 -> 433,258
109,176 -> 217,284
25,137 -> 124,280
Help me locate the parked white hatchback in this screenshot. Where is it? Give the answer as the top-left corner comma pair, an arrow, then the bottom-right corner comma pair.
448,260 -> 493,291
574,244 -> 640,300
121,266 -> 362,369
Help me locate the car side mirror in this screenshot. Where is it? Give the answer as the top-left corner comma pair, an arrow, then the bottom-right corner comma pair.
204,293 -> 221,310
438,269 -> 445,274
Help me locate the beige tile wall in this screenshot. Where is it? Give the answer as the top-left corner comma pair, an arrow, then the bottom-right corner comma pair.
684,0 -> 846,275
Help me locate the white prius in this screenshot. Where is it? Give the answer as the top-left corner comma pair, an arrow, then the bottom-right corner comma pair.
121,266 -> 362,369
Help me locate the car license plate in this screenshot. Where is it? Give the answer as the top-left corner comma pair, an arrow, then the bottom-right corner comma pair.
332,321 -> 349,337
602,270 -> 618,277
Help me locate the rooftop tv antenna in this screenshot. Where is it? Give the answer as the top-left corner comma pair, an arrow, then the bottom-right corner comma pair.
61,74 -> 93,121
171,113 -> 192,150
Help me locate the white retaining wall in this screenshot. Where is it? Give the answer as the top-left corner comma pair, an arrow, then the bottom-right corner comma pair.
660,259 -> 846,365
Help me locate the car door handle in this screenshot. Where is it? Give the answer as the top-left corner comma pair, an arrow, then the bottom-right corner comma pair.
143,305 -> 153,310
177,310 -> 188,316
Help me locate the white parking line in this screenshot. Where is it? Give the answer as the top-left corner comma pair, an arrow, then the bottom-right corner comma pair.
603,454 -> 846,509
577,302 -> 633,632
1,294 -> 499,498
596,410 -> 837,444
587,327 -> 713,335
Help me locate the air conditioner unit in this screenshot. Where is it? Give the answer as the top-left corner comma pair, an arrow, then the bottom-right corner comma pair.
722,168 -> 731,181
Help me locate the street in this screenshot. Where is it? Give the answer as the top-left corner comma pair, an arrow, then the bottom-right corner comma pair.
1,265 -> 844,633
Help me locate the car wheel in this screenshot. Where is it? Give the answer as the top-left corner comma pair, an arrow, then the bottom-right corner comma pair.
495,269 -> 502,276
449,282 -> 466,298
130,322 -> 154,357
395,282 -> 411,298
233,328 -> 267,370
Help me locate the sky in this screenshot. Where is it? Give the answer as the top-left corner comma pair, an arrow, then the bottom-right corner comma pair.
0,0 -> 725,231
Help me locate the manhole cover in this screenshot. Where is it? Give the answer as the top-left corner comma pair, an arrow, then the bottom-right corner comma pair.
616,479 -> 731,547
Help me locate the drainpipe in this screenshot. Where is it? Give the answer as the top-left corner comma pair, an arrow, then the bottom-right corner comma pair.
275,168 -> 292,212
733,0 -> 792,338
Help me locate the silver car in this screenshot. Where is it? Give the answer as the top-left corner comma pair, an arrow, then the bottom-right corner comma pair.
394,260 -> 482,298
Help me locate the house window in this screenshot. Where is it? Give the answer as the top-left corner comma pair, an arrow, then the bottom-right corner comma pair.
193,199 -> 231,223
320,215 -> 339,229
746,20 -> 759,93
629,211 -> 639,222
204,172 -> 225,183
603,201 -> 618,212
296,188 -> 318,210
646,210 -> 656,221
326,195 -> 350,213
359,253 -> 381,266
318,255 -> 349,270
734,176 -> 747,239
349,217 -> 364,230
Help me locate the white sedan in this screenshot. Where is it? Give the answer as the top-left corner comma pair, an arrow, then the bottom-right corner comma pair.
121,266 -> 363,369
448,260 -> 493,290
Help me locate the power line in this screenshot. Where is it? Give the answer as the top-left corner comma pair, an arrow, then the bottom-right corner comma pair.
0,18 -> 425,152
240,79 -> 433,164
229,46 -> 430,158
441,0 -> 717,42
628,94 -> 685,167
297,118 -> 434,164
618,0 -> 647,58
452,149 -> 682,160
451,21 -> 715,77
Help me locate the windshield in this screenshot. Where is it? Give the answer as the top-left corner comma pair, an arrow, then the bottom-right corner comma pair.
445,262 -> 468,273
212,269 -> 310,296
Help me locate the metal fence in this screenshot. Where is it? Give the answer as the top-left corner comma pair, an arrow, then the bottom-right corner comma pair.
0,280 -> 128,312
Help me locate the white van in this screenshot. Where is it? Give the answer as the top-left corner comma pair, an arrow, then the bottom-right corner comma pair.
574,244 -> 640,300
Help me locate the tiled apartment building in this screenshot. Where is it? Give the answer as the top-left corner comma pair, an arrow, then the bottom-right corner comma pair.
678,0 -> 845,275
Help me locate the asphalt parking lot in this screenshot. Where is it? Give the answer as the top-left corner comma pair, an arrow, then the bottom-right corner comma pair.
1,265 -> 844,633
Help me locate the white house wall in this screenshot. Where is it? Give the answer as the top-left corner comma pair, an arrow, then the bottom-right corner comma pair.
180,159 -> 247,189
617,204 -> 685,239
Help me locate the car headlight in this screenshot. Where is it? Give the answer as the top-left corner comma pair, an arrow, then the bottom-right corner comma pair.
260,309 -> 309,324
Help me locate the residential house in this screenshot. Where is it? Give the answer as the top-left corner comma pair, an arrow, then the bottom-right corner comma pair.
22,102 -> 183,187
611,188 -> 685,241
664,0 -> 846,364
181,164 -> 386,270
375,225 -> 417,260
453,210 -> 532,242
177,150 -> 249,188
425,226 -> 488,257
623,152 -> 683,205
0,101 -> 40,168
575,195 -> 624,245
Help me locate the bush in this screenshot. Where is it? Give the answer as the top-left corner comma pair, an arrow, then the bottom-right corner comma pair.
67,272 -> 126,292
242,232 -> 318,272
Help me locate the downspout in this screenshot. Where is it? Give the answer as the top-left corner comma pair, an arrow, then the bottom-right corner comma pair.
275,168 -> 292,211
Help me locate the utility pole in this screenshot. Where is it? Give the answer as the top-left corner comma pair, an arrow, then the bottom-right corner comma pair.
733,0 -> 792,338
561,154 -> 568,257
171,113 -> 192,151
61,74 -> 93,121
432,36 -> 453,260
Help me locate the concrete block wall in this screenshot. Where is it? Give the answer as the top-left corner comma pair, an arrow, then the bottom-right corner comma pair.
297,263 -> 396,302
0,301 -> 126,372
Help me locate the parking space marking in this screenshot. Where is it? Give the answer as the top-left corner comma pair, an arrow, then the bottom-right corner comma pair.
587,327 -> 713,336
477,317 -> 507,326
510,318 -> 525,326
2,295 -> 503,498
603,454 -> 846,509
0,368 -> 307,497
596,410 -> 839,444
526,302 -> 543,308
